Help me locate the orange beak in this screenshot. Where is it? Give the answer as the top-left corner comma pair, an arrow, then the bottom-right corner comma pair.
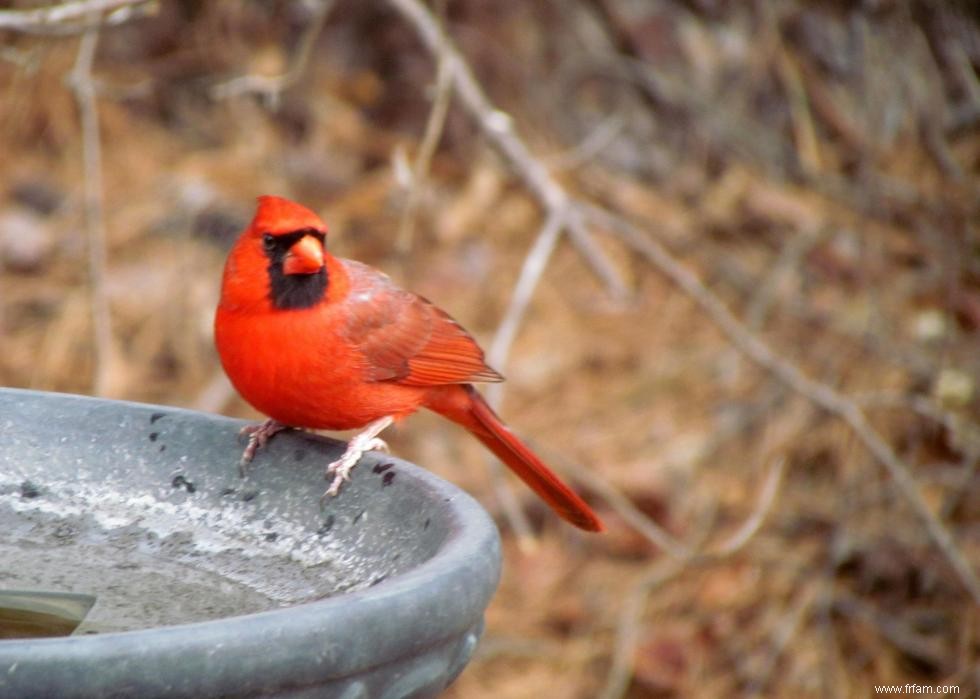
283,234 -> 324,275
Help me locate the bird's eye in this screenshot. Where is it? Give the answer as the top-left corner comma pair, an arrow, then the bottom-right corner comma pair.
262,233 -> 276,251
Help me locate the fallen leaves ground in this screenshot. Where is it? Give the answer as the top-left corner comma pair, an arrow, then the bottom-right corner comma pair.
1,2 -> 978,697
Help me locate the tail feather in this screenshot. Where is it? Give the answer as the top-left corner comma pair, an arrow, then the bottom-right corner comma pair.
428,385 -> 603,532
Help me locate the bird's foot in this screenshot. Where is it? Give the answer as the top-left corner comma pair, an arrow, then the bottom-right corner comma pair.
238,418 -> 287,475
321,416 -> 393,501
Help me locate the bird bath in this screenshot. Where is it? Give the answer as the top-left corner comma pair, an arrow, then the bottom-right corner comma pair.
0,388 -> 501,698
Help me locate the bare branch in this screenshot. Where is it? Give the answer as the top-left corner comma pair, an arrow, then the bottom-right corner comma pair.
395,42 -> 454,252
713,457 -> 786,557
545,113 -> 627,172
598,510 -> 717,699
484,454 -> 536,553
480,210 -> 566,548
555,453 -> 691,559
856,392 -> 980,519
211,0 -> 334,109
833,593 -> 946,668
386,0 -> 629,300
587,202 -> 980,605
67,22 -> 114,396
592,451 -> 785,697
485,209 -> 567,381
746,582 -> 823,697
598,557 -> 688,699
0,0 -> 151,33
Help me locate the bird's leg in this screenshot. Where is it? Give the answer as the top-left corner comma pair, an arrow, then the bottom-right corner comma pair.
322,416 -> 393,499
238,418 -> 288,475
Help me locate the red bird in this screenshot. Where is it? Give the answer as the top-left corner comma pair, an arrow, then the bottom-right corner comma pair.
214,195 -> 603,532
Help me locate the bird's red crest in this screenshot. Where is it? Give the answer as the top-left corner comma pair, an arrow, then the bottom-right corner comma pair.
252,195 -> 327,235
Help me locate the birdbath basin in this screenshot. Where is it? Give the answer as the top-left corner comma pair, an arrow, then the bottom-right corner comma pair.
0,388 -> 501,698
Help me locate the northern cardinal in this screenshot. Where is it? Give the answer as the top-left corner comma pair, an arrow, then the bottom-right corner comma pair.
214,195 -> 603,532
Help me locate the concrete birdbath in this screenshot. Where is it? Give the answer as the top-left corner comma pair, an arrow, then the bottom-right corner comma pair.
0,388 -> 501,698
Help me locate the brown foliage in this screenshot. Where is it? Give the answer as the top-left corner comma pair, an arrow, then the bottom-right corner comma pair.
1,1 -> 978,697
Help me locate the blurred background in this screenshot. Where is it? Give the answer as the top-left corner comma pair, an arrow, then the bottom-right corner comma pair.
1,0 -> 978,696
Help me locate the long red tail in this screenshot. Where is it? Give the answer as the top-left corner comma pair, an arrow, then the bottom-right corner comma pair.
425,385 -> 603,532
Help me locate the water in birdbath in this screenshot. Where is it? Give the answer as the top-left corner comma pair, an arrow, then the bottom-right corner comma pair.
0,476 -> 381,634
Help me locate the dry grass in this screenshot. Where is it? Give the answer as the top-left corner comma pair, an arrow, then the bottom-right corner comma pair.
1,1 -> 978,697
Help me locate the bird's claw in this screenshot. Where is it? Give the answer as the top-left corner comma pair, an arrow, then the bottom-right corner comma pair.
320,417 -> 393,502
321,437 -> 389,500
238,419 -> 286,475
325,438 -> 389,476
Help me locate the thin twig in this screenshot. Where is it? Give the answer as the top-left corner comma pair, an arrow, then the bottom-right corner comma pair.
746,582 -> 823,698
395,38 -> 454,252
854,392 -> 980,456
744,229 -> 824,332
484,455 -> 536,551
586,202 -> 980,605
483,210 -> 566,549
553,443 -> 784,562
833,593 -> 946,667
598,557 -> 688,699
564,207 -> 624,295
776,48 -> 822,174
712,457 -> 786,556
545,112 -> 627,172
0,0 -> 149,32
387,0 -> 560,209
597,453 -> 785,698
211,0 -> 334,110
856,393 -> 980,519
599,509 -> 718,699
554,452 -> 691,559
67,22 -> 113,396
386,0 -> 628,300
485,209 -> 567,380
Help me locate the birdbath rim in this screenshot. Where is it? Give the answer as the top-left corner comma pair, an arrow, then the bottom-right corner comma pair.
0,387 -> 502,698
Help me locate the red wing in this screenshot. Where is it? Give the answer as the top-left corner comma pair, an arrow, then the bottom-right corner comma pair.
340,260 -> 503,387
